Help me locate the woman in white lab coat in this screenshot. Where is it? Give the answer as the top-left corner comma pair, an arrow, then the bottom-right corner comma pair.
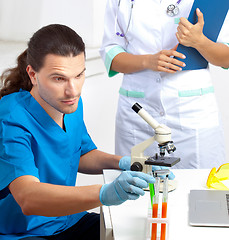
100,0 -> 229,169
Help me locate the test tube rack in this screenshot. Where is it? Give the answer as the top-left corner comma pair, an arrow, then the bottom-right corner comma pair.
146,199 -> 169,240
146,170 -> 170,240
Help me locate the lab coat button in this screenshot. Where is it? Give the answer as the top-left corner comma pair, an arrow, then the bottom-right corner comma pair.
160,111 -> 164,116
156,78 -> 160,83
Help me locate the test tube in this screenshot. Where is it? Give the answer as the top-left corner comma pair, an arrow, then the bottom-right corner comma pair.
148,172 -> 155,207
160,175 -> 169,240
151,174 -> 160,240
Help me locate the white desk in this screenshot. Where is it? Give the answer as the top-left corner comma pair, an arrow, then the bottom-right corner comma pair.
100,169 -> 228,240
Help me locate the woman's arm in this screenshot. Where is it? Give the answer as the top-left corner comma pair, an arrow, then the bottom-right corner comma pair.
176,8 -> 229,68
111,47 -> 186,74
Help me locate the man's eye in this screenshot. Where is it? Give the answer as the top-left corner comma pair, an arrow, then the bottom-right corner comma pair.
54,77 -> 64,81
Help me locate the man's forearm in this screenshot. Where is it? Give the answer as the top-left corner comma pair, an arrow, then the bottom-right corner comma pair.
9,175 -> 102,217
78,149 -> 121,174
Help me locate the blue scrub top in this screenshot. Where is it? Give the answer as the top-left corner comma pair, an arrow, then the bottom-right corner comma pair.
0,90 -> 97,239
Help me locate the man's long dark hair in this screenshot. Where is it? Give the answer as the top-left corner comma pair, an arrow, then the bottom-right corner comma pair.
0,24 -> 85,99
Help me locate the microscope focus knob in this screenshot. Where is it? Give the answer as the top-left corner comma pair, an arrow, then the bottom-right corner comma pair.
131,162 -> 143,172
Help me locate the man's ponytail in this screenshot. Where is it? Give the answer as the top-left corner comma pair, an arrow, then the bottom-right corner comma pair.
0,49 -> 32,99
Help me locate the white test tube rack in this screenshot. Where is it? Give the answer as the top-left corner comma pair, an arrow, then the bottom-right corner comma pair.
146,172 -> 170,240
145,201 -> 169,240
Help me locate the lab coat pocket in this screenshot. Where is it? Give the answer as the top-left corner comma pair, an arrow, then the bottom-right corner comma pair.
178,87 -> 219,129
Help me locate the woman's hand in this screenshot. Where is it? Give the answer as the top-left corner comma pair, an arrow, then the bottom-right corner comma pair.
176,8 -> 205,49
175,8 -> 229,68
144,45 -> 186,73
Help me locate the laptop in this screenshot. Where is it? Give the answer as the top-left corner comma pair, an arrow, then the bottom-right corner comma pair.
189,189 -> 229,227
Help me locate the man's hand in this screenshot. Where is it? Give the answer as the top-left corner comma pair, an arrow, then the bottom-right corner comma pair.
99,171 -> 155,206
176,8 -> 205,48
119,156 -> 131,170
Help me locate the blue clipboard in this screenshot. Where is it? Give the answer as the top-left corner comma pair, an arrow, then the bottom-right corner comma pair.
176,0 -> 229,70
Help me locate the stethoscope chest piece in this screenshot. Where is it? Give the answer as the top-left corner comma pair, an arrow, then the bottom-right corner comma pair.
166,4 -> 179,17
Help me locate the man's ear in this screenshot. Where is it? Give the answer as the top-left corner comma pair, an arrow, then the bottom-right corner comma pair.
26,65 -> 37,85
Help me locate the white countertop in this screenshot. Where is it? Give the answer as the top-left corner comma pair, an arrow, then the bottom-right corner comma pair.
102,169 -> 228,240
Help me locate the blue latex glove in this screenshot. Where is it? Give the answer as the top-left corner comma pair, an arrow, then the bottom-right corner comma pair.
151,166 -> 175,180
100,171 -> 155,206
119,156 -> 131,170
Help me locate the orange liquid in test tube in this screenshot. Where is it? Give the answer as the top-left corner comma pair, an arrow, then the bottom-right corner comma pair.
160,202 -> 167,240
151,203 -> 158,240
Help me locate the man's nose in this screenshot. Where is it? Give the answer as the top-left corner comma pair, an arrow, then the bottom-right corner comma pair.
65,80 -> 79,97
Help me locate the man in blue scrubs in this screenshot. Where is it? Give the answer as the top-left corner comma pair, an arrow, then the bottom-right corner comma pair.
0,24 -> 157,239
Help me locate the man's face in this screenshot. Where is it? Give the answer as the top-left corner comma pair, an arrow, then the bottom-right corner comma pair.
28,53 -> 85,119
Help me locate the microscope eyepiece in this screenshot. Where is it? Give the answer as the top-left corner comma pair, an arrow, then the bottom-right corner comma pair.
159,141 -> 176,155
132,103 -> 142,113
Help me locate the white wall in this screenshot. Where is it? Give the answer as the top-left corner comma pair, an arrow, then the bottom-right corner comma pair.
39,0 -> 107,47
0,0 -> 106,47
82,72 -> 122,154
0,0 -> 41,41
210,64 -> 229,160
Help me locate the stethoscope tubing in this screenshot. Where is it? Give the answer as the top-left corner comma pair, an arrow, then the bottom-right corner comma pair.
115,0 -> 182,37
115,0 -> 135,37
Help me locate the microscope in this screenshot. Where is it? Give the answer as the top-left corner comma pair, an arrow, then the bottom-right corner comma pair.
130,103 -> 180,174
130,103 -> 180,240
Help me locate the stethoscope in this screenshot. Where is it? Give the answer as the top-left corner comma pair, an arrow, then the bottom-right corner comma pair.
115,0 -> 135,37
115,0 -> 182,38
167,0 -> 182,17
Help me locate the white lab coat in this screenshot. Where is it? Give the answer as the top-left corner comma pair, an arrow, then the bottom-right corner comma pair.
100,0 -> 229,168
